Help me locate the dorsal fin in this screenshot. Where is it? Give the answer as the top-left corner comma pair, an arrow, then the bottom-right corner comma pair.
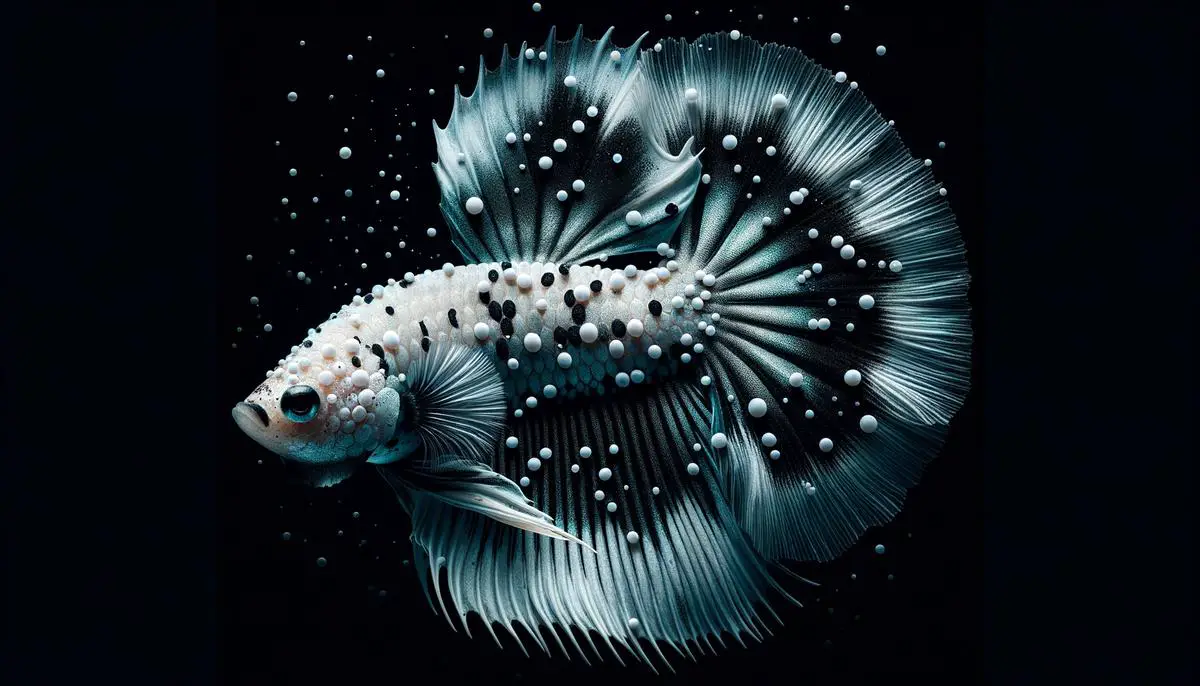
433,26 -> 702,264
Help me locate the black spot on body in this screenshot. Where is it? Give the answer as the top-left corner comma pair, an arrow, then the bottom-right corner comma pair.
488,301 -> 503,321
502,300 -> 516,319
351,356 -> 362,368
553,327 -> 568,345
385,438 -> 399,448
353,336 -> 362,344
571,304 -> 586,325
611,319 -> 626,337
665,202 -> 678,216
597,323 -> 609,341
495,337 -> 509,359
371,344 -> 389,375
421,338 -> 431,352
386,306 -> 395,316
559,264 -> 570,275
501,261 -> 512,270
448,309 -> 459,328
488,269 -> 499,283
590,280 -> 602,293
315,327 -> 322,333
364,294 -> 373,304
303,340 -> 313,347
500,318 -> 514,336
563,290 -> 576,307
648,300 -> 662,316
479,292 -> 491,305
541,272 -> 554,287
567,326 -> 582,345
418,321 -> 429,337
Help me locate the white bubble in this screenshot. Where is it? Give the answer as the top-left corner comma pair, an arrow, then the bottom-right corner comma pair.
390,190 -> 400,201
830,33 -> 842,44
722,134 -> 738,150
889,260 -> 903,273
338,146 -> 352,159
527,457 -> 542,471
859,415 -> 879,433
819,438 -> 834,452
770,93 -> 789,110
483,28 -> 494,38
612,153 -> 623,164
876,45 -> 887,56
835,71 -> 847,83
844,369 -> 862,386
376,69 -> 385,78
572,179 -> 585,192
564,74 -> 578,88
748,398 -> 767,418
686,462 -> 700,476
287,91 -> 298,102
711,433 -> 728,449
538,156 -> 553,170
598,468 -> 613,481
858,294 -> 875,310
730,30 -> 741,41
625,210 -> 643,227
789,372 -> 804,387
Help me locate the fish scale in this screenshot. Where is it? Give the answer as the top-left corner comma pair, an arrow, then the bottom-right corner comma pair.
313,260 -> 709,404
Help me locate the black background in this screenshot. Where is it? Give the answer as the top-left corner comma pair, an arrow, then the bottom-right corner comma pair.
6,0 -> 1194,684
218,1 -> 981,683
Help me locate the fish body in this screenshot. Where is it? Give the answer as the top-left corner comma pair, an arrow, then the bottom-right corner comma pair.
233,27 -> 972,670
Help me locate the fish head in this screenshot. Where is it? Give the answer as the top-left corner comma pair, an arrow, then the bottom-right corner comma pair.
232,325 -> 413,480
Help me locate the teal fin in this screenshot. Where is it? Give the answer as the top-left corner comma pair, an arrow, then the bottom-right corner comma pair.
406,342 -> 508,464
379,458 -> 590,549
433,26 -> 702,265
393,382 -> 797,672
635,34 -> 972,562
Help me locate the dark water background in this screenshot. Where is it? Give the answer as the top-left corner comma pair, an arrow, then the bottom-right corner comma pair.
217,0 -> 983,682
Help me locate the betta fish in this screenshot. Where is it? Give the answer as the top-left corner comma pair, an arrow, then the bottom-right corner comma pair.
232,27 -> 971,670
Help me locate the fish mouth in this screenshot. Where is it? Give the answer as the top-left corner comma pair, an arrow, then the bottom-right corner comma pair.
232,401 -> 270,432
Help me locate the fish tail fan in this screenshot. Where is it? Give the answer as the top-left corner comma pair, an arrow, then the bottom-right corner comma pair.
433,26 -> 702,266
386,382 -> 803,672
637,33 -> 972,562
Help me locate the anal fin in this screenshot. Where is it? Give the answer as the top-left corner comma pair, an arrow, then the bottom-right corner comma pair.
394,381 -> 797,672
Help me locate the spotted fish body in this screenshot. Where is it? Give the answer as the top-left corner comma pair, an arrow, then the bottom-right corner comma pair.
345,261 -> 706,398
234,27 -> 972,670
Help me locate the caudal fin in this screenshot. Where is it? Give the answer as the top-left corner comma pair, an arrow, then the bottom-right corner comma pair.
638,33 -> 972,562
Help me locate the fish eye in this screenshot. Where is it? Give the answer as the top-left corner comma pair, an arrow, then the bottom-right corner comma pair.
280,385 -> 321,423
